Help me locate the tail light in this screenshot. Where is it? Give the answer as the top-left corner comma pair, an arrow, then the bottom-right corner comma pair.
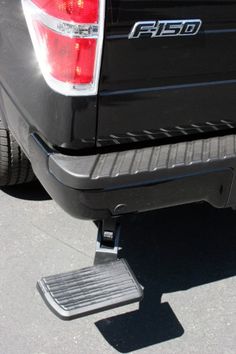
21,0 -> 105,96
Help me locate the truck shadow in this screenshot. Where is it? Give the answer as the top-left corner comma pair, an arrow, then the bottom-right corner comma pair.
1,180 -> 51,201
95,203 -> 236,353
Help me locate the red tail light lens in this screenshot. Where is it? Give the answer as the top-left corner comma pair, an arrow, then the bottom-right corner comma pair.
22,0 -> 105,96
31,0 -> 98,23
34,22 -> 96,84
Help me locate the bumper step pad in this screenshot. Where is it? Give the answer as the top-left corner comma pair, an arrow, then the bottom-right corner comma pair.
37,259 -> 143,320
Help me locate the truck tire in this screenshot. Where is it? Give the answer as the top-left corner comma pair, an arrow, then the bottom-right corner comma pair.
0,120 -> 35,186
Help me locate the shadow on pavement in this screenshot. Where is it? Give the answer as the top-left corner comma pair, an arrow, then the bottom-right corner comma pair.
1,180 -> 51,201
2,181 -> 236,352
96,203 -> 236,353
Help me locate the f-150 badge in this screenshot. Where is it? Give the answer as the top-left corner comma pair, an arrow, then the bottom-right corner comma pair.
129,19 -> 202,39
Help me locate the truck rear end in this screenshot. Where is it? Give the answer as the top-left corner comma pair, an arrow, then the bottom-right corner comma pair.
1,0 -> 236,320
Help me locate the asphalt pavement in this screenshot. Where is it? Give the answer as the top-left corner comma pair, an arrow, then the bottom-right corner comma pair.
0,181 -> 235,354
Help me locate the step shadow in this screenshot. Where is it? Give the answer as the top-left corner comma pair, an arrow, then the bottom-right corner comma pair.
96,203 -> 236,353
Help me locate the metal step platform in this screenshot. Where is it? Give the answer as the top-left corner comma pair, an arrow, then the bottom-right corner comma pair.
37,259 -> 143,320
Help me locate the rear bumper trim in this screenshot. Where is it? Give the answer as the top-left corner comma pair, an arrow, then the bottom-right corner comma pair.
29,133 -> 236,219
49,135 -> 236,190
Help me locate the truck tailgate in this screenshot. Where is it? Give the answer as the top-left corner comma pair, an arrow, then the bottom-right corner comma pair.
97,0 -> 236,147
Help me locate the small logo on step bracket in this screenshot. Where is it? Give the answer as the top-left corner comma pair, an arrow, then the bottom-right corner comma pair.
129,19 -> 202,39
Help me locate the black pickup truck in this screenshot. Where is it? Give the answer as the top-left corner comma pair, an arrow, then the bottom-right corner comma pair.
1,0 -> 236,320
